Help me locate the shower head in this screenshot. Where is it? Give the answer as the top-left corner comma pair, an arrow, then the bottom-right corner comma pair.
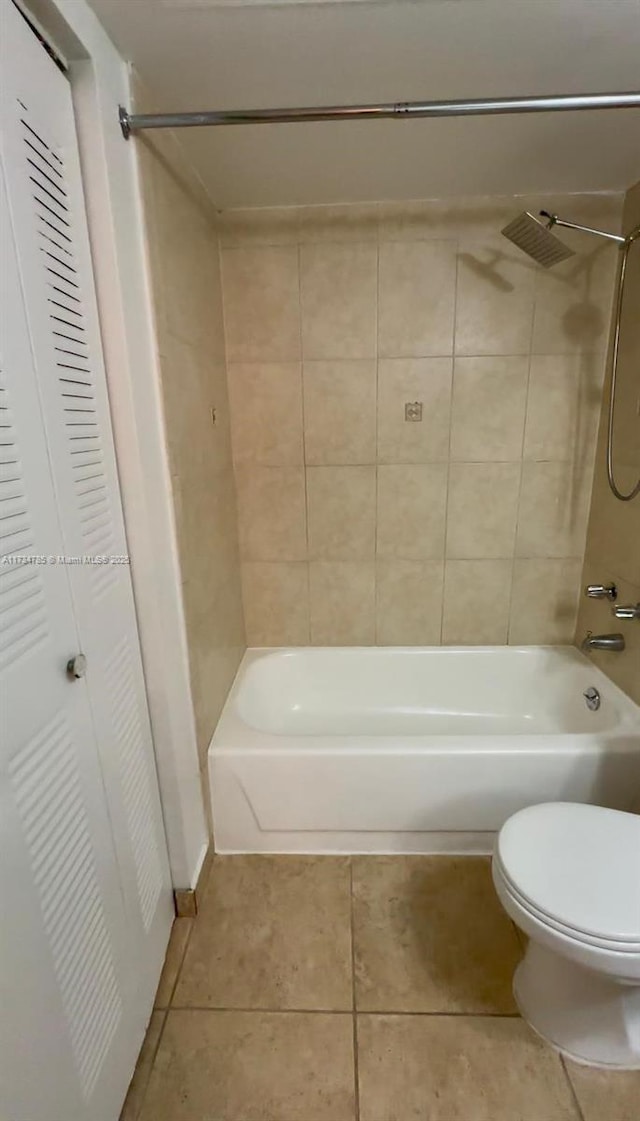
501,211 -> 575,268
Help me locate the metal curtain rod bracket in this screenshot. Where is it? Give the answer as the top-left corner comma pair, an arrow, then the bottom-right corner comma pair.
118,90 -> 640,139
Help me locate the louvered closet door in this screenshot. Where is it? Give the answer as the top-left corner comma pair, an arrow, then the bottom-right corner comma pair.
0,166 -> 134,1120
1,0 -> 172,1018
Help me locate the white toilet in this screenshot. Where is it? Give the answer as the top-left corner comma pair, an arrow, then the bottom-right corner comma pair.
492,801 -> 640,1069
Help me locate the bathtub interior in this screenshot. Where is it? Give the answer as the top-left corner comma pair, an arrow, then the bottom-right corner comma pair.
209,646 -> 640,855
233,646 -> 633,737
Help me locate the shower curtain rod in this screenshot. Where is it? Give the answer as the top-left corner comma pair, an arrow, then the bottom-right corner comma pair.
118,91 -> 640,138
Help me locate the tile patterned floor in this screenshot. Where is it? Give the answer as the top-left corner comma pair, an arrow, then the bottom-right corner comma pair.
121,856 -> 640,1121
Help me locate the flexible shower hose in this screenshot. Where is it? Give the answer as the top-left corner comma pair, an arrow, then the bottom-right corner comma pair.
607,225 -> 640,501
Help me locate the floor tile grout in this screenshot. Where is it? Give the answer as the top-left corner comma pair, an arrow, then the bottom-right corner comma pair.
166,1005 -> 522,1017
166,917 -> 196,1009
147,1008 -> 168,1084
560,1055 -> 587,1121
134,915 -> 196,1117
121,1008 -> 167,1121
349,858 -> 361,1121
356,1009 -> 523,1019
168,1006 -> 355,1015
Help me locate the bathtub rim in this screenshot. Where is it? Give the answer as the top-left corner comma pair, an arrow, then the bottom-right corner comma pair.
211,644 -> 640,754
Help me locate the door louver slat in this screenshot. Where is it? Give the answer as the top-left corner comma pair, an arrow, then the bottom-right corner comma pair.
0,376 -> 48,668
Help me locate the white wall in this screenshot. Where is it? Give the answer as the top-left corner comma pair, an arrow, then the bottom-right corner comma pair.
85,0 -> 640,206
23,0 -> 209,888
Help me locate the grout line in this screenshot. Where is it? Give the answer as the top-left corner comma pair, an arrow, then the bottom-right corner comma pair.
373,241 -> 380,647
349,859 -> 361,1121
125,1008 -> 168,1121
166,917 -> 196,1008
440,240 -> 460,644
150,1006 -> 168,1062
220,350 -> 544,363
506,273 -> 538,644
353,1009 -> 522,1019
297,241 -> 312,644
560,1055 -> 586,1121
153,917 -> 194,1012
166,1005 -> 522,1018
168,1005 -> 354,1014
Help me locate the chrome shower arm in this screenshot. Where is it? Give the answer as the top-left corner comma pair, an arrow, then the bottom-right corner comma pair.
539,211 -> 625,244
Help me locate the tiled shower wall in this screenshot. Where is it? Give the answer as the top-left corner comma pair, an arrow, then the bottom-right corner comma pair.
219,195 -> 621,646
135,83 -> 245,821
576,180 -> 640,703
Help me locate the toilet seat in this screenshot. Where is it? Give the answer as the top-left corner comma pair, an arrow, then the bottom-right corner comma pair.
495,802 -> 640,951
494,855 -> 640,954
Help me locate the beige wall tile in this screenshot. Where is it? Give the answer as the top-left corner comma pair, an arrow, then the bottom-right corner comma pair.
159,337 -> 214,478
612,193 -> 640,469
307,466 -> 376,559
516,461 -> 592,559
241,563 -> 310,646
236,466 -> 307,561
455,237 -> 536,355
309,561 -> 376,645
443,560 -> 513,644
524,354 -> 604,462
158,340 -> 233,485
221,246 -> 301,362
303,359 -> 376,464
532,245 -> 618,355
217,207 -> 299,246
377,199 -> 459,241
176,470 -> 241,595
583,450 -> 640,587
377,464 -> 448,560
377,358 -> 452,463
510,559 -> 582,643
575,182 -> 640,701
451,356 -> 528,462
227,362 -> 303,466
577,566 -> 640,705
300,243 -> 377,359
447,463 -> 521,559
137,104 -> 245,814
184,578 -> 244,765
376,560 -> 444,644
378,241 -> 456,357
298,203 -> 378,243
214,195 -> 618,650
610,289 -> 640,470
147,160 -> 224,355
454,196 -> 524,240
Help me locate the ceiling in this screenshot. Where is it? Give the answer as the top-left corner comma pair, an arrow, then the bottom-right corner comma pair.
88,0 -> 640,209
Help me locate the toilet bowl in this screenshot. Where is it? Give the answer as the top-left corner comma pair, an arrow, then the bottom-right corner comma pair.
492,802 -> 640,1069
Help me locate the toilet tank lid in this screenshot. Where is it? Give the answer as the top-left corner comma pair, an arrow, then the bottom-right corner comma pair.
496,802 -> 640,944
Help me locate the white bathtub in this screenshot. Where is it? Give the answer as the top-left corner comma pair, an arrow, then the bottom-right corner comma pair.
208,646 -> 640,854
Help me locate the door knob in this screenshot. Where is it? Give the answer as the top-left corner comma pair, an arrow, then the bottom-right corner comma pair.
66,653 -> 87,679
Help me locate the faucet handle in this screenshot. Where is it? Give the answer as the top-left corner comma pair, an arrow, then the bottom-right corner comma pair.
612,602 -> 640,620
585,583 -> 617,600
